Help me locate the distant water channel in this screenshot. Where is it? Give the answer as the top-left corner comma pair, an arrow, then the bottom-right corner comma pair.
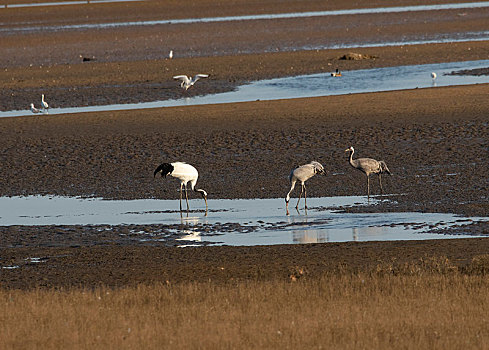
0,195 -> 487,246
2,59 -> 489,118
3,2 -> 489,31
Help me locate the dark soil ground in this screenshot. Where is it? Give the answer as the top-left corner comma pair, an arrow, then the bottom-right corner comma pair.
0,0 -> 488,289
2,238 -> 489,290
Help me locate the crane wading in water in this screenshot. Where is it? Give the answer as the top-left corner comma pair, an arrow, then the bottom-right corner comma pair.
345,146 -> 392,199
285,161 -> 325,214
154,162 -> 208,212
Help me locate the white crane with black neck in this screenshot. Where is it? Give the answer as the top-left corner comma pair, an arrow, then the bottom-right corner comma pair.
285,161 -> 325,214
345,146 -> 392,199
154,162 -> 208,212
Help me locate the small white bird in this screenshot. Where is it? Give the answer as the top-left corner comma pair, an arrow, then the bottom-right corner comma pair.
173,74 -> 209,91
168,50 -> 173,59
41,94 -> 49,113
154,162 -> 208,212
431,72 -> 437,80
30,103 -> 41,114
285,161 -> 325,214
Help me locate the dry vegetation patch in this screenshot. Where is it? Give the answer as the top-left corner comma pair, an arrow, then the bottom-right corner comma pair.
1,259 -> 488,349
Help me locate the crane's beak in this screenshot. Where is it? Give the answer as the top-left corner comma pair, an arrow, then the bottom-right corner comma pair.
201,193 -> 208,210
153,170 -> 166,178
344,148 -> 350,152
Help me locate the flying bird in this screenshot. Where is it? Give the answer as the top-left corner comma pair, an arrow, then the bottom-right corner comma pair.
345,146 -> 392,199
285,161 -> 325,213
30,103 -> 41,114
41,94 -> 49,113
154,162 -> 208,212
173,74 -> 209,91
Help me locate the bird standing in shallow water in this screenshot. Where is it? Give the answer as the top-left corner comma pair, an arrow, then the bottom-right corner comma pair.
345,146 -> 392,199
30,103 -> 41,114
173,74 -> 209,91
154,162 -> 208,212
331,68 -> 342,77
285,161 -> 325,214
41,94 -> 49,113
431,72 -> 437,86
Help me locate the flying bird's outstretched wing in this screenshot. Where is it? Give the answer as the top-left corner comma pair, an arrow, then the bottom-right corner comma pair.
173,75 -> 190,83
193,74 -> 209,83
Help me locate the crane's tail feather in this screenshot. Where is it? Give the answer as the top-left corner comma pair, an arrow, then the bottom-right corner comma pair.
379,161 -> 392,175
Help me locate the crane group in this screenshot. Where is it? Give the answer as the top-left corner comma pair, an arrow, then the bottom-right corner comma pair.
154,147 -> 392,214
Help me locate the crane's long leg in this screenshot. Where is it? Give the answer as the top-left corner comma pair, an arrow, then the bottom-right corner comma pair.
379,173 -> 383,195
304,184 -> 308,209
184,183 -> 190,211
367,175 -> 370,200
179,183 -> 183,211
296,183 -> 304,209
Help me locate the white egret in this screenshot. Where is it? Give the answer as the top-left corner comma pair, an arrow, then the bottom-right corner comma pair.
41,94 -> 49,113
173,74 -> 209,91
30,103 -> 41,114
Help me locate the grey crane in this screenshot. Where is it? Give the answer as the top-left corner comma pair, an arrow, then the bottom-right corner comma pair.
285,161 -> 325,213
154,162 -> 208,212
345,146 -> 392,199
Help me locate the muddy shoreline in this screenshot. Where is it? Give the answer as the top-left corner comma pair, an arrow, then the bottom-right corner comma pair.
1,238 -> 489,290
0,0 -> 488,290
1,85 -> 488,215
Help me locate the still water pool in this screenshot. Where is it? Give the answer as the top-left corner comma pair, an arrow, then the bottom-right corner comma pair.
1,195 -> 486,246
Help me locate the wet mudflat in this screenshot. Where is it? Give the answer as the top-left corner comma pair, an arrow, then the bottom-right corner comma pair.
0,0 -> 488,290
3,59 -> 489,118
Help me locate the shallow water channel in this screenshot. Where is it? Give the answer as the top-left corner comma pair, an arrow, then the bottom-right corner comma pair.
1,195 -> 487,247
3,59 -> 489,118
4,1 -> 489,30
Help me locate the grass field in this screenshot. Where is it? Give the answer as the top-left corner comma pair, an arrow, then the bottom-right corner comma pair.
1,256 -> 488,349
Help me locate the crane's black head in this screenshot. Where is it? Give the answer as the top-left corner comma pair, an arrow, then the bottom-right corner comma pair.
154,163 -> 174,178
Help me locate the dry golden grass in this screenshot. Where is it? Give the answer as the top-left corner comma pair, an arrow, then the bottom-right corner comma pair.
1,257 -> 488,349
